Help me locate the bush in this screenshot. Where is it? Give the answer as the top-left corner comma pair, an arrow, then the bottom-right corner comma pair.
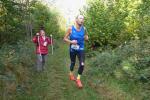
0,40 -> 35,99
89,37 -> 150,82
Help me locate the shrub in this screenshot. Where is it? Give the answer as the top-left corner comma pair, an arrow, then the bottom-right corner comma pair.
89,37 -> 150,82
0,40 -> 35,98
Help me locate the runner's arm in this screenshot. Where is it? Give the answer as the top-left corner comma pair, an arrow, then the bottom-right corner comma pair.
63,27 -> 77,44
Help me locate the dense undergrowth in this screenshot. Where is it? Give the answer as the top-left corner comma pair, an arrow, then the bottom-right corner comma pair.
0,40 -> 35,99
87,37 -> 150,99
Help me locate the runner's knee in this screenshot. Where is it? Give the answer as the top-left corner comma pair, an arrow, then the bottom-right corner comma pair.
80,62 -> 84,67
81,62 -> 84,66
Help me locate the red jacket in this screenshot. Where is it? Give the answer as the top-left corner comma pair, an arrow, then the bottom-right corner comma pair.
32,36 -> 53,54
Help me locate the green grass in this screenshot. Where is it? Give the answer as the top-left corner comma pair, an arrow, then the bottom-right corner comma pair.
13,41 -> 101,100
2,39 -> 149,100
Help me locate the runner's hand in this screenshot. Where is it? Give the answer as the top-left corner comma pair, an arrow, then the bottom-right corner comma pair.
71,40 -> 77,45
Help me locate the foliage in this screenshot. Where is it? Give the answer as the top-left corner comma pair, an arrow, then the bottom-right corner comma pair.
29,1 -> 60,36
0,0 -> 63,46
0,0 -> 26,45
0,40 -> 35,99
88,37 -> 150,98
83,0 -> 150,51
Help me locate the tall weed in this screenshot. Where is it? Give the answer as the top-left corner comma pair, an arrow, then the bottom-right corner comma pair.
0,40 -> 35,99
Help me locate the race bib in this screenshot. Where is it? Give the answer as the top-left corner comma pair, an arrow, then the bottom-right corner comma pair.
71,44 -> 80,50
43,42 -> 47,46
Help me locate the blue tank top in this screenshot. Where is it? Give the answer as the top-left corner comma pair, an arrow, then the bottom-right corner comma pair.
69,25 -> 85,51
